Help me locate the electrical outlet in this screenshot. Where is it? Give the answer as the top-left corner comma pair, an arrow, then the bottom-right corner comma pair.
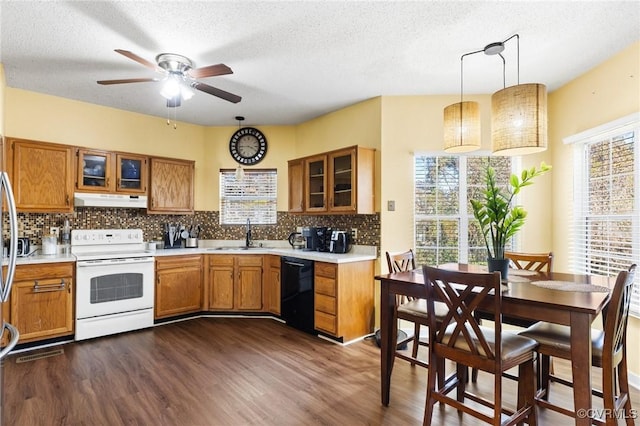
50,227 -> 60,238
351,228 -> 358,239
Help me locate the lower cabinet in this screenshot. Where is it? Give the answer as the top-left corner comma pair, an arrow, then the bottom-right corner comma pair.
264,255 -> 281,315
155,255 -> 203,319
10,262 -> 74,343
314,260 -> 374,342
207,255 -> 263,311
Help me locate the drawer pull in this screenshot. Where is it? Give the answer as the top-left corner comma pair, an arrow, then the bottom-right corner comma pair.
33,279 -> 66,293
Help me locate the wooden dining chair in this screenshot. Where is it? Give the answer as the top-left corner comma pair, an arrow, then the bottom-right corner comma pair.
519,264 -> 636,425
385,250 -> 427,368
422,265 -> 538,426
472,251 -> 553,382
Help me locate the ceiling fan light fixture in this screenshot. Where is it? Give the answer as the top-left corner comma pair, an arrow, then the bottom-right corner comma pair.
160,75 -> 181,99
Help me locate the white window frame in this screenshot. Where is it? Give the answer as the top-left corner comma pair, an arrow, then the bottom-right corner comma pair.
565,112 -> 640,318
413,153 -> 518,266
219,168 -> 277,225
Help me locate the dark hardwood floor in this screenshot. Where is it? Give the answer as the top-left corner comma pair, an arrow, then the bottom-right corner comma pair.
3,318 -> 639,425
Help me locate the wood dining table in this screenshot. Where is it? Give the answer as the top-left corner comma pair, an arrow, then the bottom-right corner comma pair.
375,263 -> 614,426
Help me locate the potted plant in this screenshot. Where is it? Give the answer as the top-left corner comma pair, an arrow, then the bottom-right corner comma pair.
470,161 -> 552,278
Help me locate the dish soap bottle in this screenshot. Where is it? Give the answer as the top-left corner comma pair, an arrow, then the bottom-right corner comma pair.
61,219 -> 71,254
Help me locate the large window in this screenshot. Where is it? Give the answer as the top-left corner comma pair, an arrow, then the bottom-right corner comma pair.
568,113 -> 640,318
414,155 -> 513,266
219,169 -> 277,225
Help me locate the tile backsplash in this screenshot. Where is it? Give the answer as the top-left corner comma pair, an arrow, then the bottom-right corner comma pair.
10,208 -> 380,247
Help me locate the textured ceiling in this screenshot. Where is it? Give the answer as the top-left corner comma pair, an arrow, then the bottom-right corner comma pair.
1,1 -> 639,127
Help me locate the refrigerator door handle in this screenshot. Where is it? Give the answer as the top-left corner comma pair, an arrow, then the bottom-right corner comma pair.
0,322 -> 19,359
0,172 -> 18,303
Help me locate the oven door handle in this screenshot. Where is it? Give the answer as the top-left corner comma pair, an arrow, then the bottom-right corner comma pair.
77,257 -> 154,267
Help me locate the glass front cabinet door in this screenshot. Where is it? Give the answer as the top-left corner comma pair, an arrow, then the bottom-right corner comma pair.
116,153 -> 147,194
304,155 -> 327,212
77,149 -> 112,192
328,148 -> 356,212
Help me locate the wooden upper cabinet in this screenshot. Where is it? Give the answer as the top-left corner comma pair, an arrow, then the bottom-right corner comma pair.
116,153 -> 147,194
287,159 -> 304,213
148,157 -> 195,214
76,148 -> 113,192
76,149 -> 148,195
8,138 -> 74,212
304,154 -> 328,213
290,145 -> 375,215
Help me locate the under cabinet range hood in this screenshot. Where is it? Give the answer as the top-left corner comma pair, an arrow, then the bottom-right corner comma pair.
74,193 -> 148,208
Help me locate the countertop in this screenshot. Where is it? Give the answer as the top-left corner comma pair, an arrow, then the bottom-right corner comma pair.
6,241 -> 377,265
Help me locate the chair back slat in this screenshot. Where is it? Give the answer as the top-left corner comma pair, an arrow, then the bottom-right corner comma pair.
422,266 -> 502,362
386,250 -> 417,304
504,251 -> 553,273
385,249 -> 416,273
605,264 -> 636,355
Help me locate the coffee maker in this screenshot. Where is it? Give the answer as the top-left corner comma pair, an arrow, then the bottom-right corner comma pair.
301,227 -> 318,251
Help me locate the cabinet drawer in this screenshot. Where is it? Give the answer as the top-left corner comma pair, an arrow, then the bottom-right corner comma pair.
315,294 -> 336,315
315,311 -> 337,334
208,255 -> 234,266
237,255 -> 263,267
268,255 -> 281,268
315,276 -> 336,297
315,262 -> 336,279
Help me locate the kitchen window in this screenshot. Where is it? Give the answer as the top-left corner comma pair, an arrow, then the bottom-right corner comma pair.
414,155 -> 514,266
220,168 -> 277,225
566,113 -> 640,318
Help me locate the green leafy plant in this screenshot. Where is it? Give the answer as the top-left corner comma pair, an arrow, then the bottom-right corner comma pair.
470,162 -> 552,260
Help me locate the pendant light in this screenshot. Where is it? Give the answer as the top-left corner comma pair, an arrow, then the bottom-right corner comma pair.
490,35 -> 547,155
444,34 -> 548,156
443,50 -> 481,153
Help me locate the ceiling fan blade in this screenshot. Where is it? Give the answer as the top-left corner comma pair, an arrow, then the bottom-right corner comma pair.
114,49 -> 159,71
97,78 -> 159,85
188,64 -> 233,79
193,82 -> 242,103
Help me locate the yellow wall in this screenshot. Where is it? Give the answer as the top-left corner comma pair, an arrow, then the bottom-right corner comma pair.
203,126 -> 297,211
295,97 -> 382,214
549,41 -> 640,377
4,88 -> 298,211
378,94 -> 552,264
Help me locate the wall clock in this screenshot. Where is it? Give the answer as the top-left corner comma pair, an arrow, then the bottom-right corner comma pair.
229,127 -> 268,165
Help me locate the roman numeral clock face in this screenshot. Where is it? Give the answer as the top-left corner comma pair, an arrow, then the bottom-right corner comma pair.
229,127 -> 268,165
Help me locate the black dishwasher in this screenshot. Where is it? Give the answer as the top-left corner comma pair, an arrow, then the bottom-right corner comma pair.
281,256 -> 315,334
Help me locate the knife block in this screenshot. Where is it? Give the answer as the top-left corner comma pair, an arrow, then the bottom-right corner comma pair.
164,233 -> 183,249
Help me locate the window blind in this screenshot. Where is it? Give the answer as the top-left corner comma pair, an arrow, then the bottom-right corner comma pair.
219,169 -> 277,225
413,155 -> 513,267
570,128 -> 640,318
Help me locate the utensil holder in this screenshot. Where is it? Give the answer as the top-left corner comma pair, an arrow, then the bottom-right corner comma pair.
186,238 -> 198,248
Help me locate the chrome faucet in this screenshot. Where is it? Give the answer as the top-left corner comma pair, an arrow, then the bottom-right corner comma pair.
245,218 -> 253,247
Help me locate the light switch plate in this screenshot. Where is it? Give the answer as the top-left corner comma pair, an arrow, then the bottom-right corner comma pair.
387,200 -> 396,211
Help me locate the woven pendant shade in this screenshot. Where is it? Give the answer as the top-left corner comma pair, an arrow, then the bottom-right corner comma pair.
443,101 -> 481,153
491,83 -> 547,155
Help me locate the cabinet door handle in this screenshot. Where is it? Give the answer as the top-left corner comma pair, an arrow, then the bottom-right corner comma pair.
106,178 -> 110,187
66,194 -> 70,206
33,279 -> 66,293
116,178 -> 121,188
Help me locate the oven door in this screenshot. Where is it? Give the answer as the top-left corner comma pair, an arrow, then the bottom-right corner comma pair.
76,257 -> 154,319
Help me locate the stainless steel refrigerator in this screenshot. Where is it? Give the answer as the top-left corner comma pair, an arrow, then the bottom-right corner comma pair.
0,171 -> 20,425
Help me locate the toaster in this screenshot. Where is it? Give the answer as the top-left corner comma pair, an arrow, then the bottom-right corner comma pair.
7,237 -> 31,257
329,231 -> 351,254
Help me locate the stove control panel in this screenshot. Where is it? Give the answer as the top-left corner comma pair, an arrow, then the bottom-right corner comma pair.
71,229 -> 144,246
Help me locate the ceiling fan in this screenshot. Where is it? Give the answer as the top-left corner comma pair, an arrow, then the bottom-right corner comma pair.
97,49 -> 242,106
